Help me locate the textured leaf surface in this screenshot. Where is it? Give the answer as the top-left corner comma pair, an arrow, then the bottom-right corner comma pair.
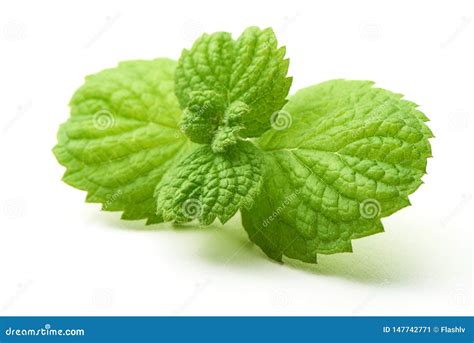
53,59 -> 193,224
155,141 -> 263,225
242,80 -> 433,263
175,27 -> 292,137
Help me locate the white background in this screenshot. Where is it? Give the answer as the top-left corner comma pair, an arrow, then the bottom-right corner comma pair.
0,0 -> 473,316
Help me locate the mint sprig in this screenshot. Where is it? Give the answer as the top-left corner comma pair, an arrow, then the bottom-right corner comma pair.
54,27 -> 432,264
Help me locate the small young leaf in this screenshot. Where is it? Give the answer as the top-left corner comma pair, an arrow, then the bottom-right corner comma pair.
175,27 -> 292,138
242,80 -> 433,263
179,90 -> 226,144
54,59 -> 193,224
155,141 -> 263,225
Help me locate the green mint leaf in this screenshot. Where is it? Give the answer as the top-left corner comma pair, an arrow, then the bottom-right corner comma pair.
211,100 -> 249,153
175,26 -> 292,140
242,80 -> 433,263
53,59 -> 193,224
155,141 -> 263,225
179,91 -> 248,152
179,90 -> 226,144
54,26 -> 433,267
